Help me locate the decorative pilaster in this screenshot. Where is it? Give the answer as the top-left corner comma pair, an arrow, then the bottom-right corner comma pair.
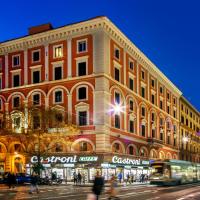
45,44 -> 49,81
67,39 -> 72,77
24,99 -> 28,134
148,112 -> 151,138
136,62 -> 139,94
24,50 -> 28,85
5,102 -> 9,129
5,54 -> 8,88
67,94 -> 72,124
137,106 -> 140,136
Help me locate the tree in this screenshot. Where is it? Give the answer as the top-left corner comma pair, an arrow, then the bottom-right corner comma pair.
0,104 -> 80,175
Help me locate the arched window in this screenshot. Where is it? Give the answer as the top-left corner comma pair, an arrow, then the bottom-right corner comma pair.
80,142 -> 88,151
78,87 -> 87,100
129,146 -> 134,155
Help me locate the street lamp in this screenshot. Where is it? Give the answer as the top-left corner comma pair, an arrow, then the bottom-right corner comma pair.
108,103 -> 125,115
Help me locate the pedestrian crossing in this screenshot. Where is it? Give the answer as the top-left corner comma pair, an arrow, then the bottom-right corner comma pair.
0,184 -> 158,200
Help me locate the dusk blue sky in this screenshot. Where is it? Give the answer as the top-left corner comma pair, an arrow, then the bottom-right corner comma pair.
1,0 -> 200,110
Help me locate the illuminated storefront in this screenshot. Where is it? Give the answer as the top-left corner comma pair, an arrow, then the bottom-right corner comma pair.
27,154 -> 150,182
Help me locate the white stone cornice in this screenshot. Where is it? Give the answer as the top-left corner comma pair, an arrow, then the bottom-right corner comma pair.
0,17 -> 106,55
0,16 -> 182,97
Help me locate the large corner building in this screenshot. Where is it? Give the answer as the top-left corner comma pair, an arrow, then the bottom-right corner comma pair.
0,16 -> 199,182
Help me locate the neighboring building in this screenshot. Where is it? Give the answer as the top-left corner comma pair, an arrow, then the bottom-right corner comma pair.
0,16 -> 192,181
179,97 -> 200,162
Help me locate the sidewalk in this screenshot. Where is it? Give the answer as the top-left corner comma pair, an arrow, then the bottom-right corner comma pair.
0,182 -> 150,188
65,181 -> 150,187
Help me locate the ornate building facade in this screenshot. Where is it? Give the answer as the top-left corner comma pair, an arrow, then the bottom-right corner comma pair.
180,97 -> 200,162
0,16 -> 198,181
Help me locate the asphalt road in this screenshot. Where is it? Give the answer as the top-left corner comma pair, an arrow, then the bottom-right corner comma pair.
0,183 -> 200,200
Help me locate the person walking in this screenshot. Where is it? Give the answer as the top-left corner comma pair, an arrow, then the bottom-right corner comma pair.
7,172 -> 14,189
108,175 -> 120,200
82,173 -> 86,184
78,172 -> 82,185
29,172 -> 39,194
92,171 -> 104,200
118,172 -> 122,184
73,172 -> 77,185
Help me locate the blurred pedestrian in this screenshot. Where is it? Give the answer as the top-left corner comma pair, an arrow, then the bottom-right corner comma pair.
108,175 -> 120,200
82,173 -> 86,184
78,172 -> 82,185
73,172 -> 77,185
29,172 -> 39,194
118,172 -> 122,184
92,171 -> 104,200
7,172 -> 16,189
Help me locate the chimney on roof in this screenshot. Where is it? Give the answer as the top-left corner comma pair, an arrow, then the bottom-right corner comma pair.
28,23 -> 53,35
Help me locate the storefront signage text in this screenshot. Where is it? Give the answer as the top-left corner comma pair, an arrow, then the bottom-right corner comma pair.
79,156 -> 98,162
112,156 -> 141,166
30,155 -> 99,164
31,155 -> 77,164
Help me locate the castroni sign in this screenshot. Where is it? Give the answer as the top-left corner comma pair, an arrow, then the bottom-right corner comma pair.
30,155 -> 99,164
112,156 -> 141,166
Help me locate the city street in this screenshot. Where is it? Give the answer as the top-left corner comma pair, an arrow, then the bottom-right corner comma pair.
0,183 -> 200,200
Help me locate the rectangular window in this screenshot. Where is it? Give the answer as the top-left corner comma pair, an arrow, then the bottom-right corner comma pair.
115,92 -> 120,104
129,100 -> 133,111
115,114 -> 120,129
152,113 -> 155,121
141,87 -> 145,98
114,67 -> 120,82
54,66 -> 62,80
79,111 -> 87,126
160,132 -> 163,141
160,100 -> 163,109
167,105 -> 170,114
160,86 -> 163,94
173,98 -> 176,105
33,116 -> 40,129
152,129 -> 156,138
173,110 -> 176,118
78,87 -> 86,100
33,94 -> 40,105
54,45 -> 63,58
114,48 -> 120,59
32,50 -> 40,62
13,55 -> 20,67
129,61 -> 134,70
78,62 -> 87,76
55,91 -> 62,103
167,92 -> 170,100
78,40 -> 87,53
141,125 -> 145,137
129,120 -> 134,133
151,94 -> 155,104
151,79 -> 155,88
129,78 -> 134,91
33,70 -> 40,83
181,116 -> 184,123
142,107 -> 145,117
160,118 -> 163,126
167,136 -> 170,144
141,70 -> 145,80
13,97 -> 20,108
13,74 -> 20,87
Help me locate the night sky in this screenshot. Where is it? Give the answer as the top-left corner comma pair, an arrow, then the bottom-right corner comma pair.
1,0 -> 200,110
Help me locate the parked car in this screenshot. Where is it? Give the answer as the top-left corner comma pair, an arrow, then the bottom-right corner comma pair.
0,172 -> 31,184
16,173 -> 32,184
